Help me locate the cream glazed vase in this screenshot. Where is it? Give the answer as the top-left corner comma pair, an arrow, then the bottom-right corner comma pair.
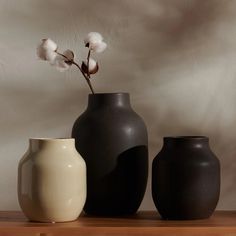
18,138 -> 86,222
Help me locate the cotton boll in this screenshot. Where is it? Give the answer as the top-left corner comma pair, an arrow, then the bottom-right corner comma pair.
84,32 -> 107,53
37,38 -> 58,61
50,55 -> 70,72
92,41 -> 107,53
37,46 -> 57,62
81,58 -> 99,75
55,60 -> 70,72
45,50 -> 57,62
88,58 -> 98,72
42,38 -> 58,51
84,32 -> 103,46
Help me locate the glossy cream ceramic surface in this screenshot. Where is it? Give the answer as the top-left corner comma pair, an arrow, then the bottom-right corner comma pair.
18,138 -> 86,222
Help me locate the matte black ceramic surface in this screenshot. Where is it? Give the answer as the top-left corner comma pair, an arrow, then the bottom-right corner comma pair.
72,93 -> 148,216
152,136 -> 220,220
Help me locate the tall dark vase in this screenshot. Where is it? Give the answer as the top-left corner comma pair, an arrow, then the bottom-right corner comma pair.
152,136 -> 220,220
72,93 -> 148,216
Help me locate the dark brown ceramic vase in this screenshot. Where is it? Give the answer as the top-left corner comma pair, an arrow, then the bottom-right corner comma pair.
152,136 -> 220,220
72,93 -> 148,216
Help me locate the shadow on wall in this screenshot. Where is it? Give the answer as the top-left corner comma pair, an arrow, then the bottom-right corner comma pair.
0,82 -> 89,144
26,0 -> 231,60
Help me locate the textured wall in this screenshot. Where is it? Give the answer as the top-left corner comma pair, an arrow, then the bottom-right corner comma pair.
0,0 -> 236,210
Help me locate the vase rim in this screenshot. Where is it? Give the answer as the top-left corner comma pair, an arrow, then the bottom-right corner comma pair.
89,92 -> 129,96
87,92 -> 131,109
29,138 -> 75,150
164,136 -> 208,140
29,138 -> 75,141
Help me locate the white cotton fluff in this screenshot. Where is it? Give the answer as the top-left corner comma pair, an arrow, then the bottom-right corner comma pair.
81,57 -> 98,75
84,32 -> 107,53
37,38 -> 58,61
92,41 -> 107,53
45,50 -> 57,62
51,55 -> 70,72
84,32 -> 103,45
87,58 -> 97,71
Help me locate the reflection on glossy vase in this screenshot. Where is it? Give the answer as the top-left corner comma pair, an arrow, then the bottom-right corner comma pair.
72,93 -> 148,216
18,138 -> 86,222
152,136 -> 220,220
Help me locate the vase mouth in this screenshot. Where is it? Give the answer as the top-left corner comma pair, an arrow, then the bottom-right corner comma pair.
30,138 -> 74,141
89,92 -> 129,96
29,138 -> 75,151
164,136 -> 208,140
163,136 -> 209,147
87,92 -> 131,109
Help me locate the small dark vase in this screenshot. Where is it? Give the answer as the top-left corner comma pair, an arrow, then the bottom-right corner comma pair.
72,93 -> 148,216
152,136 -> 220,220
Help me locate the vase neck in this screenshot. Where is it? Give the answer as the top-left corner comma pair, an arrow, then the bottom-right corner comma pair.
87,93 -> 131,110
163,136 -> 209,148
29,138 -> 75,152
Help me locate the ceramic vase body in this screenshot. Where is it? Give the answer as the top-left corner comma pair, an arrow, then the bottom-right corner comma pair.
18,138 -> 86,222
152,136 -> 220,220
72,93 -> 148,216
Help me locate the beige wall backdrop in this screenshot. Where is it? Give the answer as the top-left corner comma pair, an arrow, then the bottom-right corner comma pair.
0,0 -> 236,210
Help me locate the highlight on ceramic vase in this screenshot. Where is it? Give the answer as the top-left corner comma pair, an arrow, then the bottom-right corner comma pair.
72,93 -> 148,216
152,136 -> 220,220
18,138 -> 86,222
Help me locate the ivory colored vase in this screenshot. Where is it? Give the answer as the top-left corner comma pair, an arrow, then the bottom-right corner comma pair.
18,138 -> 86,222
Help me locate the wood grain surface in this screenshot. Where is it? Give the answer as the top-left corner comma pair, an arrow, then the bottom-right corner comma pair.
0,211 -> 235,236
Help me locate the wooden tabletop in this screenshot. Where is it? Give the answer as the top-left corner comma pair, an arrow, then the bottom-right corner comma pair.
0,211 -> 235,236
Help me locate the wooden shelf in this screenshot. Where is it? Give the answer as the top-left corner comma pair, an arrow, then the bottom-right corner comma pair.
0,211 -> 235,236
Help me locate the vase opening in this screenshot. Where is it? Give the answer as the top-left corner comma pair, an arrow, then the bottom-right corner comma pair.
87,92 -> 131,109
30,138 -> 74,141
164,136 -> 208,139
29,138 -> 75,151
163,136 -> 209,147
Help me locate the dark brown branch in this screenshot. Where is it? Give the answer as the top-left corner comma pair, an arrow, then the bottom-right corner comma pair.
87,49 -> 91,79
72,61 -> 95,94
56,51 -> 95,94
